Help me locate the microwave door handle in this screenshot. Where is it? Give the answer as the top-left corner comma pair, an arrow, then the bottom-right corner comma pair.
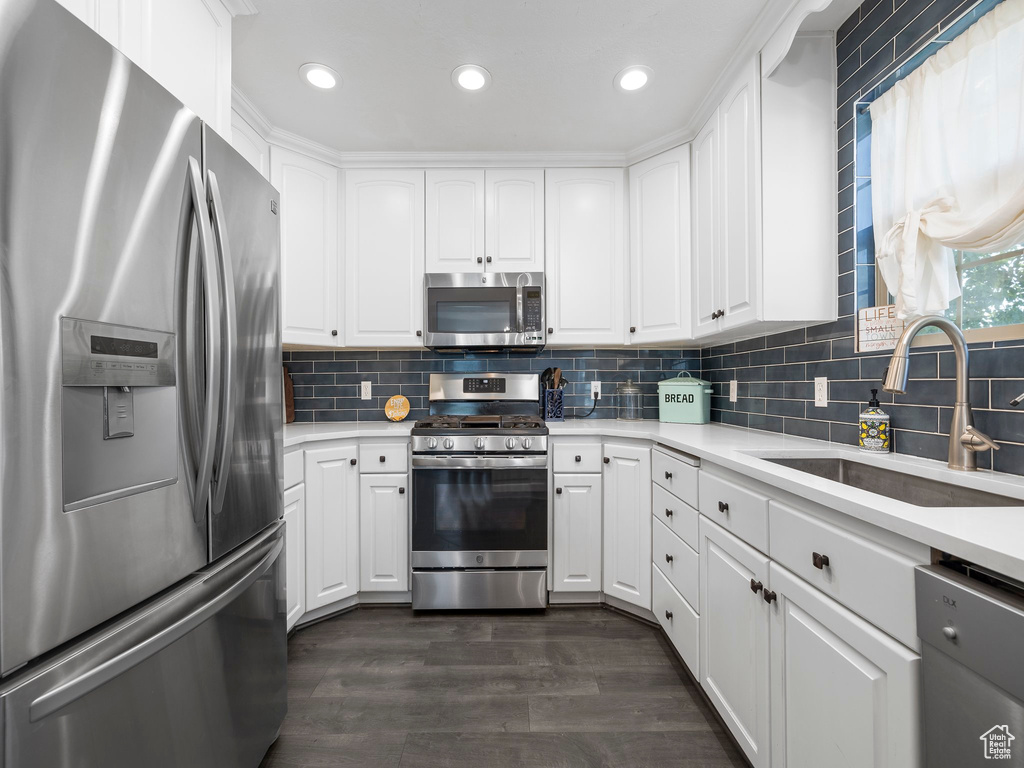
516,288 -> 524,333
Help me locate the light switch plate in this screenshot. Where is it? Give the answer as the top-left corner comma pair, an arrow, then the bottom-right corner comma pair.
729,380 -> 738,403
591,381 -> 601,400
361,381 -> 372,400
814,377 -> 828,407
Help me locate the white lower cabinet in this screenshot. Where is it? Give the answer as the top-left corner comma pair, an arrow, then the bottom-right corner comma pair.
602,442 -> 652,610
304,444 -> 360,609
700,516 -> 771,768
653,563 -> 699,676
552,474 -> 602,592
768,563 -> 921,768
359,474 -> 410,592
283,484 -> 305,632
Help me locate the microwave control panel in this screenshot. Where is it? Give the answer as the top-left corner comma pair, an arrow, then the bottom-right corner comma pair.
523,288 -> 543,333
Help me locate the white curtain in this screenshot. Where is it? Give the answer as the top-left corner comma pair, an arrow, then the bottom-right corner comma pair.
869,0 -> 1024,319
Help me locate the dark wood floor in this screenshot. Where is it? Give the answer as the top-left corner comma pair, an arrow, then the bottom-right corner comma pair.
259,606 -> 748,768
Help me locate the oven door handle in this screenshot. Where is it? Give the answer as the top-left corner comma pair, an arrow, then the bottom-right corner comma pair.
412,455 -> 548,470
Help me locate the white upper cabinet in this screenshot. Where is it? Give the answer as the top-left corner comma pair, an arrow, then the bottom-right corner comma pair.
692,112 -> 720,337
344,170 -> 425,347
628,145 -> 691,344
231,110 -> 270,180
545,169 -> 626,346
271,147 -> 340,347
602,442 -> 652,610
485,169 -> 545,272
425,170 -> 485,273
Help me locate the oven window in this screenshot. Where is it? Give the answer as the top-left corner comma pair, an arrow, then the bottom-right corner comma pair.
427,287 -> 516,334
412,467 -> 547,552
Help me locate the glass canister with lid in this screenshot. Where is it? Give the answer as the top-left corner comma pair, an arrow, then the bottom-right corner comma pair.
616,379 -> 643,420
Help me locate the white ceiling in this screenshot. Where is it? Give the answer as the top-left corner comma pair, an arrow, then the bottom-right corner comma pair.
232,0 -> 776,154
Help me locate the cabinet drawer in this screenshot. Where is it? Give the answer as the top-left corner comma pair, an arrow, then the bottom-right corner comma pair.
652,448 -> 698,507
653,483 -> 698,551
284,450 -> 303,489
653,516 -> 699,608
358,443 -> 409,474
553,443 -> 603,474
698,469 -> 769,553
653,563 -> 699,676
769,501 -> 921,648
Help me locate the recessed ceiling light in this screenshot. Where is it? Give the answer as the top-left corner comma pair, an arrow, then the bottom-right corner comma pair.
299,63 -> 340,90
614,65 -> 653,92
452,64 -> 491,92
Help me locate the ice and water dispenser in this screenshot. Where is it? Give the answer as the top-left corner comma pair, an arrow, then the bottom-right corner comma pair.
61,318 -> 177,512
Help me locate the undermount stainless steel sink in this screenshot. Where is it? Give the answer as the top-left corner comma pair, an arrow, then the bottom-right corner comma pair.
764,457 -> 1023,508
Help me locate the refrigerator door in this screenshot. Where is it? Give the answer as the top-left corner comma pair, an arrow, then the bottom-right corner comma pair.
204,127 -> 284,559
0,0 -> 210,673
0,522 -> 287,768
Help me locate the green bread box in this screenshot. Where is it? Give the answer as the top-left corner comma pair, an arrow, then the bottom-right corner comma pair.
658,372 -> 713,424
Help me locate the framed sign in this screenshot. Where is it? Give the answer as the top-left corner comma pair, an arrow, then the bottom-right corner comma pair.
856,304 -> 906,353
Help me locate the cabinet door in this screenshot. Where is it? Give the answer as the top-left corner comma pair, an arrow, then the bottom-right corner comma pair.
628,145 -> 691,344
425,170 -> 485,273
552,474 -> 602,593
545,169 -> 626,346
359,474 -> 410,592
231,110 -> 270,180
345,170 -> 425,346
700,517 -> 771,768
602,443 -> 652,609
769,563 -> 921,768
53,0 -> 120,45
304,445 -> 359,609
719,59 -> 760,330
270,147 -> 340,347
691,110 -> 721,338
283,484 -> 306,631
485,169 -> 544,271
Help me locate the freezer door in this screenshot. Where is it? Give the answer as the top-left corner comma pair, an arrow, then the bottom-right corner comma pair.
204,127 -> 284,559
0,0 -> 209,673
0,523 -> 287,768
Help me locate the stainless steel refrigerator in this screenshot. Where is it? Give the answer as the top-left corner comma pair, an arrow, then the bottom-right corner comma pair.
0,1 -> 286,765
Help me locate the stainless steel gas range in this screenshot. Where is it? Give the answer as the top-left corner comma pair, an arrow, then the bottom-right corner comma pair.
411,373 -> 548,610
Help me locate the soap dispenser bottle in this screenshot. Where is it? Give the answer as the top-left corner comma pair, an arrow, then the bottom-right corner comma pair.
859,389 -> 890,453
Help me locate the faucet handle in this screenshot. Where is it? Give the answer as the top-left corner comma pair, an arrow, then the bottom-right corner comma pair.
961,425 -> 1000,452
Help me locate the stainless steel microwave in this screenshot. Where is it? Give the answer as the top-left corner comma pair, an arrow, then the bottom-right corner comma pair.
422,272 -> 545,351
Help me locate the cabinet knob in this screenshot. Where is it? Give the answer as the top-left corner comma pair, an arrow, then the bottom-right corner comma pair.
416,330 -> 422,337
665,553 -> 674,564
477,257 -> 483,264
812,552 -> 830,570
763,590 -> 777,605
664,471 -> 672,480
547,327 -> 553,334
665,610 -> 673,621
942,626 -> 958,641
630,326 -> 636,333
349,458 -> 357,466
379,455 -> 386,463
665,508 -> 673,517
399,487 -> 406,494
718,501 -> 729,514
331,329 -> 338,336
750,579 -> 763,594
555,487 -> 562,494
603,457 -> 610,464
575,455 -> 582,462
486,256 -> 493,263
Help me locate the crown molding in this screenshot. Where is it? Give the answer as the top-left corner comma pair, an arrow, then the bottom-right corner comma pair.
231,85 -> 273,138
220,0 -> 258,17
623,127 -> 690,166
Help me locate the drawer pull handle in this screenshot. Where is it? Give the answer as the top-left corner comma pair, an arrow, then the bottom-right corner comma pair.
399,487 -> 405,495
350,458 -> 357,466
604,457 -> 610,464
665,471 -> 673,480
718,501 -> 729,514
750,579 -> 763,594
665,610 -> 673,621
812,552 -> 830,570
556,487 -> 562,495
665,554 -> 674,564
379,455 -> 386,463
763,590 -> 777,605
575,455 -> 582,462
665,508 -> 673,518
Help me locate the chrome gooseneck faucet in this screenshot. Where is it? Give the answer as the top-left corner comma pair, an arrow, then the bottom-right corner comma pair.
882,315 -> 999,471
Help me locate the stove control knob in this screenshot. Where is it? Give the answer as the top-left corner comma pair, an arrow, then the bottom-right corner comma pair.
522,438 -> 533,450
475,437 -> 486,450
443,438 -> 455,450
425,437 -> 437,450
505,437 -> 517,450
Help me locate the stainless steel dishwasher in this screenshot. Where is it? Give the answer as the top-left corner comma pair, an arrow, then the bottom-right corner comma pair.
917,562 -> 1024,766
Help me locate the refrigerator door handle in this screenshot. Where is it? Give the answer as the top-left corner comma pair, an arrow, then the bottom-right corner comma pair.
28,531 -> 283,723
206,170 -> 237,517
177,156 -> 222,527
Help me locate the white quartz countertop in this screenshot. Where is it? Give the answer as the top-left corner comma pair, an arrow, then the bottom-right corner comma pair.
284,419 -> 1024,581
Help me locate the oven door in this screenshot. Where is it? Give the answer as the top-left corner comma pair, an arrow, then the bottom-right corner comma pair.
412,455 -> 548,568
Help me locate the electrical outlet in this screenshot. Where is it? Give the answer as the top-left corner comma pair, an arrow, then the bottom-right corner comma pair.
814,377 -> 828,407
591,381 -> 602,400
361,380 -> 372,400
729,379 -> 738,403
